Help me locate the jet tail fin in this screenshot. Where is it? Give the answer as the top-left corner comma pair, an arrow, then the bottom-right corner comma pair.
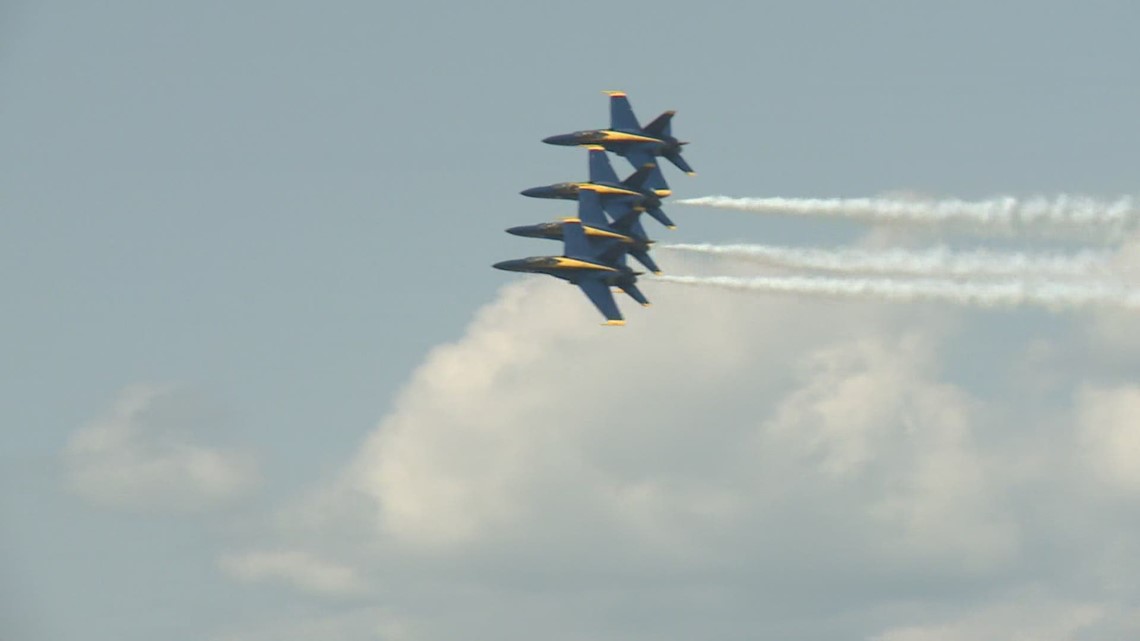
642,111 -> 675,138
622,162 -> 657,191
611,208 -> 653,247
610,207 -> 642,235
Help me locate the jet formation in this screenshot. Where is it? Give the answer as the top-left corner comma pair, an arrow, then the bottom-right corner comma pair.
494,92 -> 694,325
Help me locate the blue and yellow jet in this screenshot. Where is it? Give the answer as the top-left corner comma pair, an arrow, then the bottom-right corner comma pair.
493,217 -> 649,326
542,91 -> 694,194
506,190 -> 662,275
520,146 -> 677,230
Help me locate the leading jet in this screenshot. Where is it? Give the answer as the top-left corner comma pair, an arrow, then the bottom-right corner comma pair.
520,146 -> 677,230
542,91 -> 694,194
506,190 -> 663,275
493,219 -> 649,326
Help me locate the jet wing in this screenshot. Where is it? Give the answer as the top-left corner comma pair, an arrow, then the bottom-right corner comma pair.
567,208 -> 626,263
623,146 -> 656,171
606,91 -> 641,132
577,277 -> 624,325
561,219 -> 594,261
587,147 -> 620,185
577,189 -> 610,228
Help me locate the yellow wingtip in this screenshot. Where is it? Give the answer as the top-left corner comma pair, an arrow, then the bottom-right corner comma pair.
641,303 -> 652,308
686,171 -> 697,176
583,144 -> 606,151
603,319 -> 627,326
653,271 -> 664,276
654,189 -> 672,197
602,90 -> 627,97
667,225 -> 678,230
560,217 -> 581,223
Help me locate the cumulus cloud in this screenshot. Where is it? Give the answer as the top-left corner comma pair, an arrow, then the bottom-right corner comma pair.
217,257 -> 1140,640
1077,385 -> 1140,494
63,384 -> 260,512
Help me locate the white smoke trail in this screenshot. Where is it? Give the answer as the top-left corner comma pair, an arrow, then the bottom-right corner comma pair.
660,243 -> 1113,278
675,195 -> 1137,236
652,274 -> 1140,311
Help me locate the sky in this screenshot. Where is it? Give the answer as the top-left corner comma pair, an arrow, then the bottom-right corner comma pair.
3,1 -> 1140,639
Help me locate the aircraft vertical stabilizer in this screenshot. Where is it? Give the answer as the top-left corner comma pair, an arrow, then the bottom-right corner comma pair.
642,111 -> 675,138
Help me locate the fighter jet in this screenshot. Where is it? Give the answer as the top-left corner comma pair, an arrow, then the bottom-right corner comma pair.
542,91 -> 694,194
520,146 -> 677,230
493,219 -> 649,326
506,190 -> 663,275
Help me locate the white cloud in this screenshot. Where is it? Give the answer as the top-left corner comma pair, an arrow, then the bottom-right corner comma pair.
216,266 -> 1140,640
758,334 -> 1017,568
1076,384 -> 1140,494
337,279 -> 1016,576
63,384 -> 260,512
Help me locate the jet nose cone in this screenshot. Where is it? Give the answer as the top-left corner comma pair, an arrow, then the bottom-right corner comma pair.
542,133 -> 576,146
505,225 -> 529,237
492,260 -> 519,271
520,186 -> 548,198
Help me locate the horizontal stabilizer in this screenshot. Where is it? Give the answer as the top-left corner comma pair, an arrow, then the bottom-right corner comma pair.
619,282 -> 651,307
629,248 -> 662,275
646,206 -> 677,230
665,149 -> 695,175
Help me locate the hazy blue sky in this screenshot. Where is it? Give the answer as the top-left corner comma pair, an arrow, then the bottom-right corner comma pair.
4,2 -> 1140,640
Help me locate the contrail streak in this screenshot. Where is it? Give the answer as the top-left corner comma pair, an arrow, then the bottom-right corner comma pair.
675,195 -> 1137,235
653,274 -> 1140,311
660,243 -> 1113,278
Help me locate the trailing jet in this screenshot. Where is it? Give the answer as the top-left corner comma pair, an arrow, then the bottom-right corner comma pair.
493,219 -> 649,326
542,91 -> 694,193
506,190 -> 663,275
520,146 -> 677,230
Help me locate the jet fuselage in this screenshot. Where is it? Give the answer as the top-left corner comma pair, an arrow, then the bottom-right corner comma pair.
520,182 -> 662,208
544,130 -> 686,163
492,256 -> 641,288
506,222 -> 652,253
